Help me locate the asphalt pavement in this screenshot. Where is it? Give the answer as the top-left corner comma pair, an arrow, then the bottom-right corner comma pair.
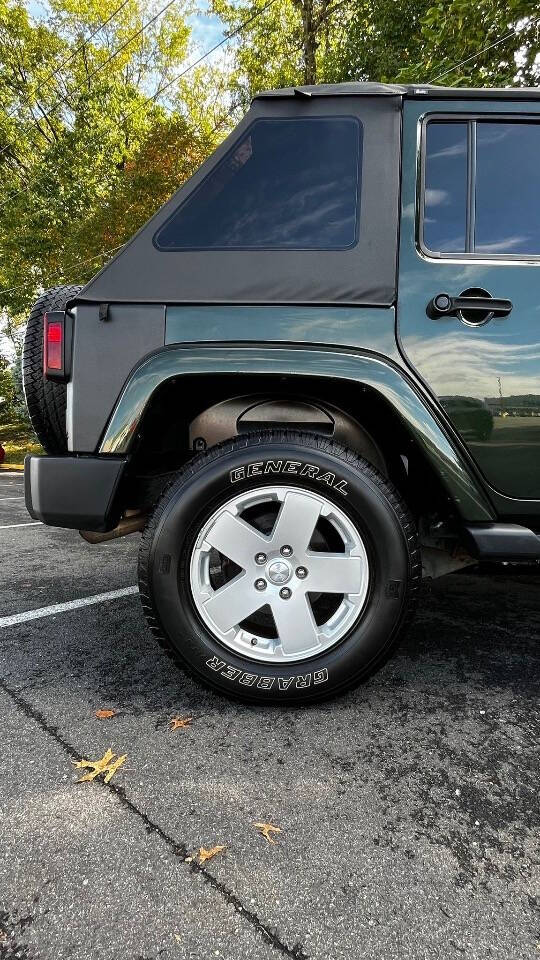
1,468 -> 538,960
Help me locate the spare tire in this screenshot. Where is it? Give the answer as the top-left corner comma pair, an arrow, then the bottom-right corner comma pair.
22,285 -> 82,454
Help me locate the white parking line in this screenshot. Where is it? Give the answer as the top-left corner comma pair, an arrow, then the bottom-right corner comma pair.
0,471 -> 23,477
0,496 -> 24,501
0,586 -> 139,629
0,521 -> 41,529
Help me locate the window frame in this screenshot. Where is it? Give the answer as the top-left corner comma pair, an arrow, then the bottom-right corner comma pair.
153,115 -> 363,253
418,112 -> 540,264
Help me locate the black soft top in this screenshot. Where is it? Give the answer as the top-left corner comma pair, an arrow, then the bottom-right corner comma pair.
77,81 -> 539,310
255,81 -> 540,101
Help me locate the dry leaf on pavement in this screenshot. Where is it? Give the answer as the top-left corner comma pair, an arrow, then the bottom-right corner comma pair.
253,822 -> 282,843
169,717 -> 192,730
95,709 -> 116,719
73,748 -> 127,783
197,845 -> 225,864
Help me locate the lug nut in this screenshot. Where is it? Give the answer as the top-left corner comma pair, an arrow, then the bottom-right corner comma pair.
250,638 -> 258,646
254,579 -> 267,591
296,566 -> 308,579
280,545 -> 293,557
279,587 -> 292,599
255,553 -> 267,564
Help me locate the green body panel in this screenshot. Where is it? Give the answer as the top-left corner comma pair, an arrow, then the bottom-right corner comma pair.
398,99 -> 540,512
165,305 -> 403,359
99,342 -> 495,522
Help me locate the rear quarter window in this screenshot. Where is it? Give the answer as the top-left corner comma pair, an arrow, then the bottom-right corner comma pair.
154,116 -> 362,251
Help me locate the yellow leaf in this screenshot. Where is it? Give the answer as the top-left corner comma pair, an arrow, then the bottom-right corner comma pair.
95,708 -> 116,719
73,748 -> 127,783
197,844 -> 225,864
169,716 -> 192,730
253,822 -> 282,844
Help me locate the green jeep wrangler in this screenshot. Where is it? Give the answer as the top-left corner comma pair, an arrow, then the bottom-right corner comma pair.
23,82 -> 540,704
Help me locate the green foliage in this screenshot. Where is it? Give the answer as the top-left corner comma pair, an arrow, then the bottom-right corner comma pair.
398,1 -> 540,86
0,358 -> 21,424
0,0 -> 224,322
324,0 -> 434,83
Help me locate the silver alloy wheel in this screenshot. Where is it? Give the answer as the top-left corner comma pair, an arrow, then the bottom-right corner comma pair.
189,486 -> 370,663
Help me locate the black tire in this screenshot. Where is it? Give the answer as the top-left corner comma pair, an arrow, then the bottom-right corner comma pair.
22,285 -> 82,454
139,431 -> 421,705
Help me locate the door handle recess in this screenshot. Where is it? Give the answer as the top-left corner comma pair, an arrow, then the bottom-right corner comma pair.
427,292 -> 513,321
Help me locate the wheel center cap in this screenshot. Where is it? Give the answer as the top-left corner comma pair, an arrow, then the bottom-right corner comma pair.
266,559 -> 292,585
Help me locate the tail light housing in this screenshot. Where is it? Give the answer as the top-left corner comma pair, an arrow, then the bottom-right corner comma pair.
43,311 -> 72,381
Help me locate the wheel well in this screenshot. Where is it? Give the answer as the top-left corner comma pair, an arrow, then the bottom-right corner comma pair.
124,372 -> 454,523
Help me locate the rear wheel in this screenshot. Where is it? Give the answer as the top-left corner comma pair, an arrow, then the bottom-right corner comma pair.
22,285 -> 82,454
139,430 -> 421,704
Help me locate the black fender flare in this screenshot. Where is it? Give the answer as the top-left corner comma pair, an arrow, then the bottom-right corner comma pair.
99,343 -> 495,523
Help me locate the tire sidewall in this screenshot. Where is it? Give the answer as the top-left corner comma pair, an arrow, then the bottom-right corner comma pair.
144,439 -> 413,702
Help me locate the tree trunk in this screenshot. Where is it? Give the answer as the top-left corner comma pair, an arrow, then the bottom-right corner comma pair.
297,0 -> 317,84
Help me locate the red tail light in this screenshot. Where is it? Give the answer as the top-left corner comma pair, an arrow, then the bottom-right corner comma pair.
43,312 -> 65,377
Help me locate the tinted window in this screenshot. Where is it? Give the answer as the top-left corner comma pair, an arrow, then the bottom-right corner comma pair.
424,119 -> 540,256
423,122 -> 468,253
154,117 -> 362,250
475,122 -> 540,255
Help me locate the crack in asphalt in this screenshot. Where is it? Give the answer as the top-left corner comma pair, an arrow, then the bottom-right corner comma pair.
0,677 -> 308,960
0,907 -> 35,960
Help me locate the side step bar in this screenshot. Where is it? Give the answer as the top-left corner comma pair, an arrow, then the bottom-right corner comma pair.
463,523 -> 540,561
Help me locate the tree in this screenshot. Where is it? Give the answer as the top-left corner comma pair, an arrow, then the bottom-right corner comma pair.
324,0 -> 433,83
397,1 -> 540,86
210,0 -> 348,103
0,0 -> 228,325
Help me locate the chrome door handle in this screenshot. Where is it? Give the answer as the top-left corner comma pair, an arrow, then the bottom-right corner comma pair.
427,291 -> 513,322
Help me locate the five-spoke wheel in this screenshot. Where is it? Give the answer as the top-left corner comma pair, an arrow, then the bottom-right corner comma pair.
190,486 -> 370,662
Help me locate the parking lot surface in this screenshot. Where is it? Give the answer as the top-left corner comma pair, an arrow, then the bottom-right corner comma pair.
1,469 -> 538,960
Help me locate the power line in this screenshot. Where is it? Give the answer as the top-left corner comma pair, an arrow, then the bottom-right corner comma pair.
0,103 -> 237,298
0,244 -> 125,298
0,0 -> 270,212
123,0 -> 277,124
0,0 -> 275,297
0,0 -> 179,209
1,0 -> 132,124
430,13 -> 540,83
0,0 -> 178,162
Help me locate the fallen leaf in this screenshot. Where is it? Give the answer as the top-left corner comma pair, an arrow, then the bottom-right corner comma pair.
73,748 -> 127,783
174,934 -> 182,943
169,716 -> 192,730
95,709 -> 116,719
197,845 -> 225,864
253,822 -> 282,844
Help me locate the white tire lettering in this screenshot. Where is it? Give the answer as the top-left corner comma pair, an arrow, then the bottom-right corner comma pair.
229,460 -> 348,495
239,672 -> 257,686
206,659 -> 330,691
264,460 -> 283,474
221,666 -> 241,680
207,656 -> 226,672
313,668 -> 329,684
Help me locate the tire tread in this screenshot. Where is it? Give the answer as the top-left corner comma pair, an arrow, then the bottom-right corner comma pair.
22,285 -> 82,454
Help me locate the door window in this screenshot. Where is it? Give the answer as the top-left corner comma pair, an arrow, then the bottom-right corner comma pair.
154,117 -> 362,251
423,119 -> 540,257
